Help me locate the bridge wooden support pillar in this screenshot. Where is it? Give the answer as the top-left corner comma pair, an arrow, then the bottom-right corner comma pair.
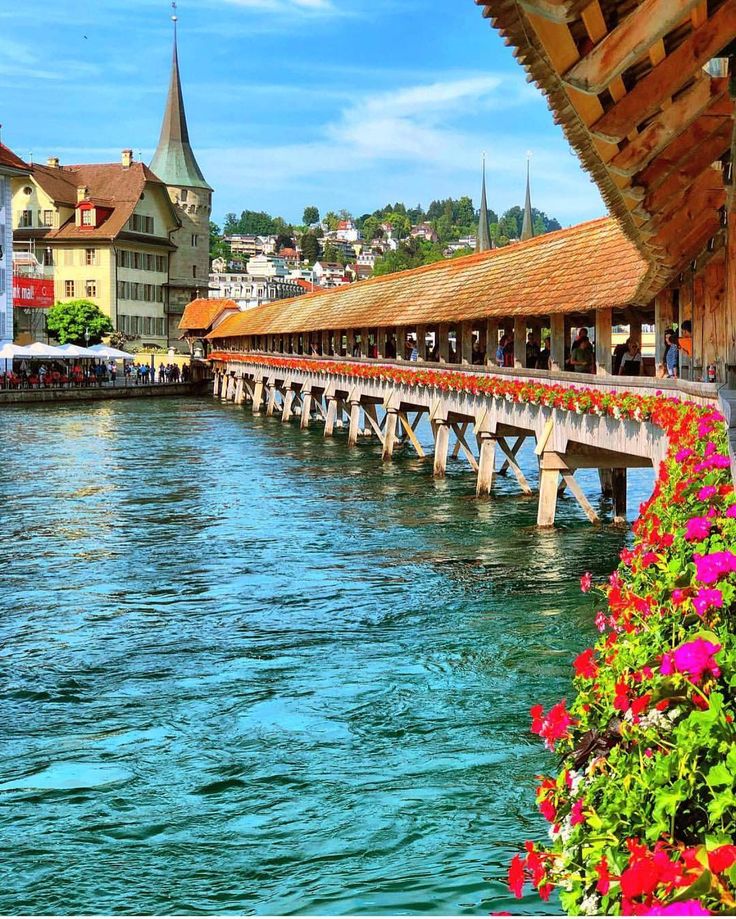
514,316 -> 527,368
612,467 -> 627,525
596,308 -> 612,376
348,398 -> 362,447
281,384 -> 295,422
550,315 -> 565,372
213,373 -> 221,397
438,324 -> 450,363
432,420 -> 450,478
538,466 -> 560,528
599,468 -> 614,497
234,376 -> 245,405
476,432 -> 497,496
225,375 -> 236,402
382,410 -> 399,461
252,378 -> 264,414
324,397 -> 338,437
300,387 -> 313,429
266,382 -> 278,416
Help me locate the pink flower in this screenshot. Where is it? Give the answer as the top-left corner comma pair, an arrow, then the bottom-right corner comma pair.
671,589 -> 687,604
660,638 -> 721,684
697,485 -> 717,502
530,700 -> 575,752
694,551 -> 736,584
684,517 -> 711,541
692,588 -> 723,616
727,505 -> 736,519
570,798 -> 585,826
580,572 -> 592,593
642,902 -> 710,916
675,448 -> 693,462
595,610 -> 607,633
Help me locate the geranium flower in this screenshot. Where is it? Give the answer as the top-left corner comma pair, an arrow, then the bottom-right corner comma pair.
692,588 -> 723,616
508,854 -> 525,898
660,638 -> 721,683
530,700 -> 575,752
642,903 -> 710,916
693,551 -> 736,584
573,648 -> 598,680
595,856 -> 611,895
570,798 -> 585,826
684,517 -> 711,541
580,572 -> 593,593
697,485 -> 717,502
708,844 -> 736,874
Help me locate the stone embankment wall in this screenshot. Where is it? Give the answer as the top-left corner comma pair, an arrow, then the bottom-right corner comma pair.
0,382 -> 207,407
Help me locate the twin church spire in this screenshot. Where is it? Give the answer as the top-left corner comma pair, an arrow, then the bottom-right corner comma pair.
476,155 -> 535,252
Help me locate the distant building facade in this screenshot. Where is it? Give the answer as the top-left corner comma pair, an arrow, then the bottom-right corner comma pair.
208,270 -> 304,309
12,152 -> 178,347
0,142 -> 28,343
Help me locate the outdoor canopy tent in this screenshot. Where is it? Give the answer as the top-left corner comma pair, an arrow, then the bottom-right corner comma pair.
55,343 -> 103,359
0,344 -> 32,360
86,344 -> 135,359
25,342 -> 69,359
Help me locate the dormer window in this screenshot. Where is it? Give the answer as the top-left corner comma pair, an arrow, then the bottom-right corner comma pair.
82,209 -> 95,227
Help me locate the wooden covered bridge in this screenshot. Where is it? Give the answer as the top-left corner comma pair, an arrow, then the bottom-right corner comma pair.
186,0 -> 736,525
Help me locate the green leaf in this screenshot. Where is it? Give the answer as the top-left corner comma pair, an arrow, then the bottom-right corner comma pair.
706,762 -> 733,787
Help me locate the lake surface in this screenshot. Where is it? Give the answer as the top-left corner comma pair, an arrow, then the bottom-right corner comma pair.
0,397 -> 652,915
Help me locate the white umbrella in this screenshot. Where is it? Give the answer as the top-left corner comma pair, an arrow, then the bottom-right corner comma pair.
0,343 -> 32,359
87,344 -> 135,359
26,342 -> 68,358
55,343 -> 100,358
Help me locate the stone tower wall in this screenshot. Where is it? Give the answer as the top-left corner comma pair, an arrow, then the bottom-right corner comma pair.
167,184 -> 211,315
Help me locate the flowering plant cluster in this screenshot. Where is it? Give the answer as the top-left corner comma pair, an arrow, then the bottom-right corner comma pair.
213,353 -> 736,915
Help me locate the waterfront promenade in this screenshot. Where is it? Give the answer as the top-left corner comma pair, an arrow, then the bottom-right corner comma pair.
0,379 -> 206,406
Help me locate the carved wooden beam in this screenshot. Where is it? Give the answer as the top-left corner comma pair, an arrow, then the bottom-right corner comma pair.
644,125 -> 731,214
650,187 -> 726,248
608,78 -> 728,177
639,169 -> 726,237
636,113 -> 732,191
661,215 -> 722,269
564,0 -> 703,95
591,0 -> 736,142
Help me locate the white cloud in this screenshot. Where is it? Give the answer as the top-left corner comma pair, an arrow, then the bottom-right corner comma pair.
194,72 -> 604,224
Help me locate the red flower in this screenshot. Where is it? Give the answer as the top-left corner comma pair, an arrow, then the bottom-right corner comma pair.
580,572 -> 593,593
708,845 -> 736,874
508,854 -> 525,898
573,648 -> 598,680
595,856 -> 611,895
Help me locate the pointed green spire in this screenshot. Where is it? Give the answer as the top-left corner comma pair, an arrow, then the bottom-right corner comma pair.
476,155 -> 492,253
521,158 -> 534,241
151,20 -> 212,191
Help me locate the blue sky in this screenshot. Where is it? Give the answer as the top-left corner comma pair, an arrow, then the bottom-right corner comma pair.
0,0 -> 605,227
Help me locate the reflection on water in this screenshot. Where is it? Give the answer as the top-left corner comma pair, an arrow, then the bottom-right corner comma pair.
0,398 -> 652,915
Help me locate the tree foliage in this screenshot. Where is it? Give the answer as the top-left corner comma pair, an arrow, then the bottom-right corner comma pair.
300,232 -> 320,264
303,206 -> 320,226
47,300 -> 114,345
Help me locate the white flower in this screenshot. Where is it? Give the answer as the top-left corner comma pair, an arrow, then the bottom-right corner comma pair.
580,893 -> 600,915
559,815 -> 573,843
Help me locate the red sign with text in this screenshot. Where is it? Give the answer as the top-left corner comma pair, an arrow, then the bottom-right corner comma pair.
12,276 -> 55,309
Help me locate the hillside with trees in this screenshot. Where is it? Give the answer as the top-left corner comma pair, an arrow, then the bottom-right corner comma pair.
211,197 -> 564,276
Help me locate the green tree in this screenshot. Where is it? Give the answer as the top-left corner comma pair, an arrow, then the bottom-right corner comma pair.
223,212 -> 239,235
303,206 -> 320,226
362,216 -> 381,241
209,221 -> 231,263
301,232 -> 320,264
323,242 -> 340,263
47,300 -> 114,345
324,211 -> 340,231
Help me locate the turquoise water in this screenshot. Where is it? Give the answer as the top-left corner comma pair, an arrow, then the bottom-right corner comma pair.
0,398 -> 652,915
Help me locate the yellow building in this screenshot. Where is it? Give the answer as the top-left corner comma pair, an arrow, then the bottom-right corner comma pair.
12,151 -> 178,348
11,25 -> 212,349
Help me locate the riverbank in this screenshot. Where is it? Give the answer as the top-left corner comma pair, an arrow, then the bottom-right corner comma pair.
0,381 -> 208,406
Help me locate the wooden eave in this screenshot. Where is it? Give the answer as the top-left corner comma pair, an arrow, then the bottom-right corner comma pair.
476,0 -> 736,302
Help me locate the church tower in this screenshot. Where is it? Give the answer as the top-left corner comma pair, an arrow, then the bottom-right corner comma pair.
520,158 -> 534,242
151,12 -> 212,342
476,155 -> 492,253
